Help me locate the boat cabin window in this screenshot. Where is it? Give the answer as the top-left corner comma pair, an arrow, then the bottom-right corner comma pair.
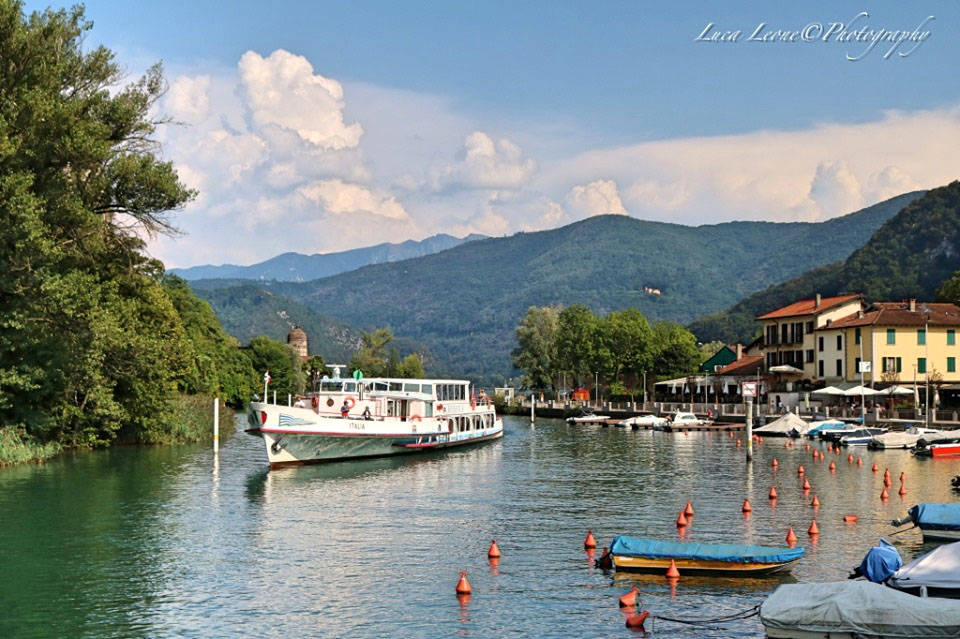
389,382 -> 402,391
403,383 -> 419,392
343,382 -> 356,393
320,381 -> 343,392
421,384 -> 432,395
373,382 -> 388,391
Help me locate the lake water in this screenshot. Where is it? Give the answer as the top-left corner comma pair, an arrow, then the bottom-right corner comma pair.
1,416 -> 958,638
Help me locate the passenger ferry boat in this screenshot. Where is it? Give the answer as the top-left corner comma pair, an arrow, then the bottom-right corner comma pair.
247,375 -> 503,467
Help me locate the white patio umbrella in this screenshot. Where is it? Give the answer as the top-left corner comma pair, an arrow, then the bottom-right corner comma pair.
879,385 -> 914,396
844,385 -> 881,396
812,386 -> 847,396
769,365 -> 804,374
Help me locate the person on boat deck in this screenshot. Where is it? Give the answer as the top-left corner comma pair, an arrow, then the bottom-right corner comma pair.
362,406 -> 372,420
293,397 -> 306,408
340,400 -> 350,418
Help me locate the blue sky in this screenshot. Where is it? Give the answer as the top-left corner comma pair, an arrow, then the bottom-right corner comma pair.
28,1 -> 960,266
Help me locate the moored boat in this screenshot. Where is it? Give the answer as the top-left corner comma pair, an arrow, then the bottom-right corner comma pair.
868,426 -> 940,450
247,376 -> 502,467
838,427 -> 888,446
606,535 -> 803,575
888,541 -> 960,599
894,503 -> 960,542
761,581 -> 960,639
619,414 -> 668,429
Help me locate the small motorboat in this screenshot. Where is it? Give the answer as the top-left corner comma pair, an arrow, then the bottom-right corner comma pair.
818,424 -> 860,442
619,414 -> 667,429
753,412 -> 808,437
888,540 -> 960,599
868,426 -> 940,450
893,503 -> 960,542
604,535 -> 803,575
838,427 -> 888,446
761,581 -> 960,638
805,419 -> 847,438
565,408 -> 609,425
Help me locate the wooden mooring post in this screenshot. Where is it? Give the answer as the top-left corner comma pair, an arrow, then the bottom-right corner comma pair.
213,397 -> 220,454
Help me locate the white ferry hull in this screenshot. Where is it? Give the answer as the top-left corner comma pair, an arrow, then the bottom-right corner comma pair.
247,402 -> 503,467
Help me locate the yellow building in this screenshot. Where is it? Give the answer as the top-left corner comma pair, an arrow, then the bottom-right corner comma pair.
757,293 -> 864,380
817,300 -> 960,384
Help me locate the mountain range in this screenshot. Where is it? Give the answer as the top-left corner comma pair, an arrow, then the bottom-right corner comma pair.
187,190 -> 924,382
170,233 -> 486,281
689,181 -> 960,344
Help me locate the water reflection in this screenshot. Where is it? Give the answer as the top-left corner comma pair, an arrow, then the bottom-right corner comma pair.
1,416 -> 959,637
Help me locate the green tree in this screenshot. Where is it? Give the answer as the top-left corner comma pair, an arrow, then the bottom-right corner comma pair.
246,337 -> 305,399
652,321 -> 700,378
304,355 -> 327,390
600,308 -> 655,386
0,3 -> 195,446
349,328 -> 394,377
555,305 -> 600,387
512,306 -> 560,389
937,270 -> 960,304
394,353 -> 425,378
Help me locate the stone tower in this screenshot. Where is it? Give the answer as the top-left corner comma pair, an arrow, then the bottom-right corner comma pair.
287,326 -> 308,358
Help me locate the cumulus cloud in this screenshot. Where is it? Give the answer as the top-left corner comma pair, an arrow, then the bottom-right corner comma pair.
298,179 -> 409,220
165,75 -> 210,123
434,131 -> 537,190
566,179 -> 628,217
238,49 -> 363,149
808,161 -> 864,220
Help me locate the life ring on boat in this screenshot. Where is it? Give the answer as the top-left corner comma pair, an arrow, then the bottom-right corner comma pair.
436,404 -> 444,412
410,415 -> 422,422
311,395 -> 320,410
344,396 -> 356,409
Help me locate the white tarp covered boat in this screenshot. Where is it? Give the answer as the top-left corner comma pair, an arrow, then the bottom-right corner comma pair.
754,412 -> 808,437
888,541 -> 960,598
761,581 -> 960,638
869,426 -> 941,450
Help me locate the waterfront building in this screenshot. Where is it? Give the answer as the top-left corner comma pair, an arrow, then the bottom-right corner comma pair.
700,343 -> 745,373
287,326 -> 308,358
757,294 -> 864,379
816,300 -> 960,384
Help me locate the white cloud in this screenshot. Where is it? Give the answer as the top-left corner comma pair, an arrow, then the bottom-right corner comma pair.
566,179 -> 628,217
298,179 -> 410,220
808,161 -> 863,220
433,131 -> 537,190
238,49 -> 363,150
165,75 -> 210,123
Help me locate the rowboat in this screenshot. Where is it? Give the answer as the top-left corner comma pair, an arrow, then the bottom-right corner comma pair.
894,503 -> 960,542
607,535 -> 803,575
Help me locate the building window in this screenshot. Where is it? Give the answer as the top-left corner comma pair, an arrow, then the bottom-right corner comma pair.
855,357 -> 860,373
806,321 -> 814,333
887,328 -> 896,345
818,336 -> 824,352
949,357 -> 956,373
949,329 -> 956,346
795,322 -> 804,343
897,357 -> 902,373
806,349 -> 814,363
883,357 -> 902,374
836,359 -> 842,376
836,334 -> 842,350
917,329 -> 926,345
818,360 -> 824,377
918,357 -> 926,374
781,324 -> 789,344
855,328 -> 861,345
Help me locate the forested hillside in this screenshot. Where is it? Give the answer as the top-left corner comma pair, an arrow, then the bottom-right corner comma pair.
689,181 -> 960,343
194,191 -> 921,381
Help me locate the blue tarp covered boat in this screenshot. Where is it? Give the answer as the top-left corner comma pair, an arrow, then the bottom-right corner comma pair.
908,503 -> 960,541
608,535 -> 804,574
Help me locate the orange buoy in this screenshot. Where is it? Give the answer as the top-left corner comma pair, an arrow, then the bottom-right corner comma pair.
829,461 -> 836,472
665,559 -> 680,578
684,501 -> 695,516
488,539 -> 502,558
843,515 -> 858,523
872,462 -> 879,472
772,458 -> 779,468
899,472 -> 906,483
759,437 -> 764,443
618,586 -> 639,608
742,499 -> 752,513
625,611 -> 650,629
584,530 -> 597,549
802,478 -> 811,490
677,511 -> 687,527
880,486 -> 889,500
848,454 -> 854,463
884,468 -> 891,480
884,475 -> 892,487
808,520 -> 820,536
769,486 -> 778,499
797,464 -> 805,475
812,495 -> 821,508
805,443 -> 811,451
456,571 -> 472,594
786,527 -> 798,545
736,439 -> 741,447
899,484 -> 907,496
857,457 -> 864,467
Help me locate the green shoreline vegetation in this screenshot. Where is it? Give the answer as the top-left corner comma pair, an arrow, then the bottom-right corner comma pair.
0,3 -> 311,466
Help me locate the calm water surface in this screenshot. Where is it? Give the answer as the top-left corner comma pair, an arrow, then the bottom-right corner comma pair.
1,416 -> 959,638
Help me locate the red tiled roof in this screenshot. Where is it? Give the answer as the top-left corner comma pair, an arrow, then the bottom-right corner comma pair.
715,355 -> 763,375
820,301 -> 960,328
756,294 -> 861,320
